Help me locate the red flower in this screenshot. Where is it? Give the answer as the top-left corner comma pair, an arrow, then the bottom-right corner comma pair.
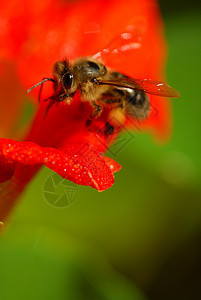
0,0 -> 171,220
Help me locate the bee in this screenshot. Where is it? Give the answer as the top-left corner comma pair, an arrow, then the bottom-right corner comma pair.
27,33 -> 179,133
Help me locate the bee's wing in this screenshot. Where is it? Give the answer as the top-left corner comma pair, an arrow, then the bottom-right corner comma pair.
92,31 -> 143,61
96,78 -> 180,98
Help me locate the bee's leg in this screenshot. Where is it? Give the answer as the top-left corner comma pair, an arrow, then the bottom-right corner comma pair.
43,92 -> 68,102
86,119 -> 92,127
37,78 -> 56,102
43,95 -> 61,118
59,93 -> 74,105
99,95 -> 126,131
44,99 -> 56,118
43,96 -> 56,102
101,94 -> 124,109
104,122 -> 114,135
59,93 -> 68,102
87,95 -> 123,135
90,101 -> 103,119
114,98 -> 124,110
85,102 -> 115,137
86,101 -> 103,126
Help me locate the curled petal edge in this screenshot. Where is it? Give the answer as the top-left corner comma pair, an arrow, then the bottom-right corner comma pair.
0,138 -> 121,191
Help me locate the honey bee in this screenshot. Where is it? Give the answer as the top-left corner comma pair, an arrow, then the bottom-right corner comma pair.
27,33 -> 179,133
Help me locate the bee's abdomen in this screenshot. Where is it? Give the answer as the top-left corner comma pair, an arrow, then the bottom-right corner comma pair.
109,72 -> 150,120
125,90 -> 150,120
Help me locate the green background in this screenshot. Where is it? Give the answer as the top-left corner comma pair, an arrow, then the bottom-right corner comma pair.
0,1 -> 201,299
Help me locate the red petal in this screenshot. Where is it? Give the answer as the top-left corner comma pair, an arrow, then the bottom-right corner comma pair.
0,138 -> 116,191
102,156 -> 122,173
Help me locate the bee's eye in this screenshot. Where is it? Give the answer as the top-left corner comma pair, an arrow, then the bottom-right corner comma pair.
62,72 -> 74,90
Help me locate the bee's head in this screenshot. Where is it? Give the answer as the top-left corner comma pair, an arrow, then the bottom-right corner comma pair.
53,60 -> 74,92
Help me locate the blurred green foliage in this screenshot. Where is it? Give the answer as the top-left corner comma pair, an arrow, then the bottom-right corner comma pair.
0,4 -> 201,300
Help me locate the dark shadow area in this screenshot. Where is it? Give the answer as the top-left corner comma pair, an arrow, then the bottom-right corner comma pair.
147,230 -> 201,300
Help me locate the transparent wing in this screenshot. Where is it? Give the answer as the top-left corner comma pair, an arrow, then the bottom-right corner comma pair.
93,31 -> 143,61
96,78 -> 180,98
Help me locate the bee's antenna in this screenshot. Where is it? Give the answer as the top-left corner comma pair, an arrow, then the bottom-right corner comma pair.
26,78 -> 56,94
